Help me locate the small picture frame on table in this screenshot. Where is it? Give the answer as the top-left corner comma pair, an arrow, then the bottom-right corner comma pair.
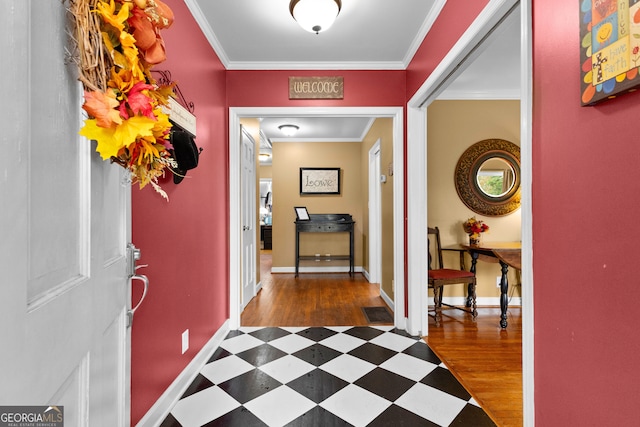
294,206 -> 310,221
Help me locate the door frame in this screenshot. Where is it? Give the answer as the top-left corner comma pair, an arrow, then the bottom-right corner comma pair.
367,140 -> 382,284
406,0 -> 533,424
229,107 -> 404,330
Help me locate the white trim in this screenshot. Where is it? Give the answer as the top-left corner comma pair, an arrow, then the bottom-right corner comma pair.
379,287 -> 395,312
368,140 -> 382,285
185,0 -> 446,72
229,112 -> 242,330
436,89 -> 521,100
183,0 -> 230,66
402,0 -> 447,67
229,107 -> 404,331
135,320 -> 231,427
269,137 -> 364,143
391,109 -> 406,332
407,106 -> 428,337
410,0 -> 521,108
520,1 -> 534,426
406,0 -> 533,425
225,61 -> 407,71
361,267 -> 371,282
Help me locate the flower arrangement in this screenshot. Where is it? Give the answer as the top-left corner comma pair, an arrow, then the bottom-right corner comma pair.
463,217 -> 489,245
69,0 -> 177,199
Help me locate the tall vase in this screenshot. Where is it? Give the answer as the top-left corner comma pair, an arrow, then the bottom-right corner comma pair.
469,234 -> 481,247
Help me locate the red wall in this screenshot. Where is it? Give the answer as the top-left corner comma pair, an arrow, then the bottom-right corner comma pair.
227,70 -> 406,107
406,0 -> 489,98
130,0 -> 228,424
131,0 -> 640,424
532,0 -> 640,424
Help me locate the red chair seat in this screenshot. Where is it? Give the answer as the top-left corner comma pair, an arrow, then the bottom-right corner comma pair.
429,269 -> 475,280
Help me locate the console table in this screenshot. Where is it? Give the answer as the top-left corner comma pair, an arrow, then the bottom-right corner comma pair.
295,214 -> 355,277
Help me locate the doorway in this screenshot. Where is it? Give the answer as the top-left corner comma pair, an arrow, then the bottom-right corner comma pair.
229,107 -> 405,330
406,0 -> 533,424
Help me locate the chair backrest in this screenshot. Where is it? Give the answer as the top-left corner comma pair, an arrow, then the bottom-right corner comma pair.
427,227 -> 444,270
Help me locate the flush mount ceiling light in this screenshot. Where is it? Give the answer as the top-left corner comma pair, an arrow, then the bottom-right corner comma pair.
289,0 -> 342,34
278,124 -> 300,136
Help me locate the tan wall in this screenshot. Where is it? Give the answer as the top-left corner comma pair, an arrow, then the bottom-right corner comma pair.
259,164 -> 272,179
258,118 -> 394,302
360,118 -> 395,300
427,100 -> 522,301
271,141 -> 364,269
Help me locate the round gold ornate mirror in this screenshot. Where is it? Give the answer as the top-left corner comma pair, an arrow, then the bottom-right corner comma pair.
454,139 -> 521,216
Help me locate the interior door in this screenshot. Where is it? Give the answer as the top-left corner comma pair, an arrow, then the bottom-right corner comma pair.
241,126 -> 257,309
368,141 -> 382,284
0,2 -> 130,425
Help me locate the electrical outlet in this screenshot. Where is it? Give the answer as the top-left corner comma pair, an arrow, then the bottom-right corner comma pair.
496,276 -> 502,288
182,329 -> 189,354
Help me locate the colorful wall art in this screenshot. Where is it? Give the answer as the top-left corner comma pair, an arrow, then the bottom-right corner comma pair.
580,0 -> 640,105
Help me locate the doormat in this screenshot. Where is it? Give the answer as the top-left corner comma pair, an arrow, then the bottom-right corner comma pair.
362,306 -> 393,324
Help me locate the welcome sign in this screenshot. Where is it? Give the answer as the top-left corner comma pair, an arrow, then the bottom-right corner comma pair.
289,77 -> 344,99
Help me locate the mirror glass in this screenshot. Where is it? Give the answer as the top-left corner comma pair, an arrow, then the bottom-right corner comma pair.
476,158 -> 516,198
454,139 -> 521,216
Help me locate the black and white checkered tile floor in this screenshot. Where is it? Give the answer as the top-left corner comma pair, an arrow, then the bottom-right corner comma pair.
160,326 -> 496,427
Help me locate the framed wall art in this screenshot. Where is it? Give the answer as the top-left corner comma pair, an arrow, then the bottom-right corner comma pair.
580,0 -> 640,105
300,167 -> 340,195
294,206 -> 310,221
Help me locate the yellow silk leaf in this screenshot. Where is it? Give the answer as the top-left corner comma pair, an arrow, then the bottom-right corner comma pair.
79,119 -> 122,160
113,116 -> 157,148
109,68 -> 135,94
96,0 -> 131,33
101,31 -> 117,55
120,32 -> 141,70
149,83 -> 176,105
139,139 -> 161,164
151,108 -> 172,136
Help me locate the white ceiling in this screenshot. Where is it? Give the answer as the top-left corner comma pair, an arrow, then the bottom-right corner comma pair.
188,0 -> 441,70
185,0 -> 521,153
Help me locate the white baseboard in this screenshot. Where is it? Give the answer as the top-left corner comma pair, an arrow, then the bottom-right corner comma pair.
135,320 -> 231,427
380,287 -> 394,311
435,296 -> 522,307
271,266 -> 363,274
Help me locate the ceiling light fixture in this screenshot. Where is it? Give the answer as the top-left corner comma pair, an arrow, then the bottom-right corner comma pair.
278,124 -> 300,136
289,0 -> 342,34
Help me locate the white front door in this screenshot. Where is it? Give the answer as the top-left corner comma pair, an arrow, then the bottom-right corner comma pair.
0,2 -> 130,425
241,127 -> 257,310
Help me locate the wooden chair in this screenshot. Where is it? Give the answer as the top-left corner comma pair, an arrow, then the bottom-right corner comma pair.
428,227 -> 477,321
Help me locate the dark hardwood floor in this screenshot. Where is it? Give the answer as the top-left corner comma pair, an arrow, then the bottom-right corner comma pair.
241,252 -> 523,427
